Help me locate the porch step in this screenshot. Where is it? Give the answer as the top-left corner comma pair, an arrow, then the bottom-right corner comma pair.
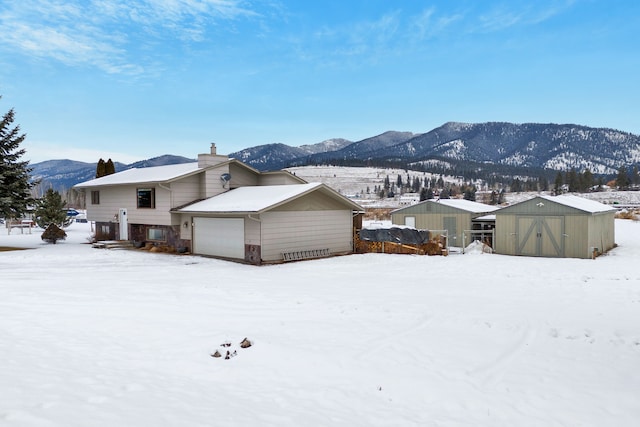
92,240 -> 134,249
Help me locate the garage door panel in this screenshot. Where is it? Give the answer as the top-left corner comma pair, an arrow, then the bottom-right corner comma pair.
193,217 -> 245,259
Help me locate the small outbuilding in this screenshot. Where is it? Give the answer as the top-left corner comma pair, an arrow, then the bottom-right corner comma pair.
391,199 -> 500,248
493,194 -> 616,259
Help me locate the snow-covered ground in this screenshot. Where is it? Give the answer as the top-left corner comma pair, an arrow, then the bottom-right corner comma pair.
1,220 -> 640,426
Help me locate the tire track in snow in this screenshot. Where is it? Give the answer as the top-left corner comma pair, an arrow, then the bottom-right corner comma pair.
354,315 -> 433,362
466,322 -> 537,389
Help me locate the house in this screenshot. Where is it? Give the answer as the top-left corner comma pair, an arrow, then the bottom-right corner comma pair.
75,144 -> 364,264
493,194 -> 616,258
391,198 -> 500,247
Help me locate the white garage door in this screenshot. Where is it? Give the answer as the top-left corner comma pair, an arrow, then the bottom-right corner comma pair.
193,217 -> 245,259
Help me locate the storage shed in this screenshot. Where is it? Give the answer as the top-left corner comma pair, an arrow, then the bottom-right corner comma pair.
177,182 -> 363,264
493,194 -> 616,259
391,199 -> 500,248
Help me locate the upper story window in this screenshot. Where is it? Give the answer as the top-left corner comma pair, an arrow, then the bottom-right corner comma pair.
137,188 -> 155,208
91,190 -> 100,205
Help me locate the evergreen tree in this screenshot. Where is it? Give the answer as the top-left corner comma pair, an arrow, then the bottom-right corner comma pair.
581,169 -> 594,192
0,99 -> 34,220
489,190 -> 498,205
463,186 -> 476,201
96,158 -> 106,178
631,166 -> 640,187
566,168 -> 578,192
553,172 -> 564,195
105,158 -> 116,175
412,176 -> 420,193
34,188 -> 72,229
539,175 -> 549,192
510,178 -> 522,193
41,223 -> 67,244
616,166 -> 629,190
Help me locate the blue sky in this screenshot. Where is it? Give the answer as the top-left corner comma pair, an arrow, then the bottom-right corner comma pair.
1,0 -> 639,164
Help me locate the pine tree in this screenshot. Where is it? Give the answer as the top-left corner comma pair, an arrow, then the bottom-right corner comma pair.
0,99 -> 34,220
34,188 -> 72,229
566,168 -> 578,193
96,158 -> 106,178
631,166 -> 639,187
553,172 -> 564,195
463,186 -> 476,201
616,166 -> 629,190
539,175 -> 549,192
105,158 -> 116,175
581,169 -> 594,192
41,223 -> 67,244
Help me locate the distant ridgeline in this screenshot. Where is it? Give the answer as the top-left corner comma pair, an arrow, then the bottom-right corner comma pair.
29,122 -> 640,193
229,122 -> 640,183
30,155 -> 195,193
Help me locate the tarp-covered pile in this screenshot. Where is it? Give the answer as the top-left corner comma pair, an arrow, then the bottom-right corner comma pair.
360,227 -> 431,245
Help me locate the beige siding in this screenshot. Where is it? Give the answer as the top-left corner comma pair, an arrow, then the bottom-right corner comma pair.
85,186 -> 131,222
494,215 -> 516,255
202,166 -> 230,198
170,175 -> 203,208
563,215 -> 588,258
588,212 -> 615,255
274,191 -> 348,211
245,216 -> 261,246
85,184 -> 172,225
259,173 -> 301,186
260,210 -> 352,262
179,213 -> 192,240
229,164 -> 259,187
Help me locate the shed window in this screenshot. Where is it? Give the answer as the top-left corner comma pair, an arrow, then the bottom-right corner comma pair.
137,188 -> 155,208
147,228 -> 166,241
91,190 -> 100,205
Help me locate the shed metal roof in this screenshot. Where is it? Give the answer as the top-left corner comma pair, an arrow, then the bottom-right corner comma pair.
392,198 -> 500,215
496,194 -> 616,215
537,194 -> 616,213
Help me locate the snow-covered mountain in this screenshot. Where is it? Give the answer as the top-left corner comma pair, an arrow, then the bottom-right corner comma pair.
230,123 -> 640,175
30,122 -> 640,192
30,155 -> 194,192
373,122 -> 640,175
229,138 -> 353,170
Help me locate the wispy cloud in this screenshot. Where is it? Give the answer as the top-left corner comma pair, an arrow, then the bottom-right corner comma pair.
0,0 -> 262,75
312,11 -> 401,60
474,1 -> 576,33
409,7 -> 462,41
